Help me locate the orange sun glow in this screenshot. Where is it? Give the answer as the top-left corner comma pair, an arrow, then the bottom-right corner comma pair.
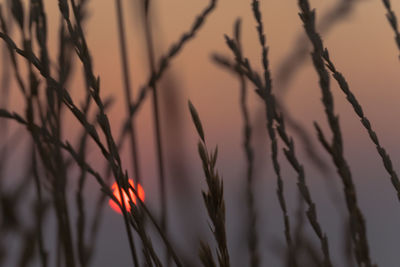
109,179 -> 145,214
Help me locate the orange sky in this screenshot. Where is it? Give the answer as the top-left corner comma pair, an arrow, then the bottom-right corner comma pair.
78,2 -> 400,265
67,0 -> 400,181
78,0 -> 400,131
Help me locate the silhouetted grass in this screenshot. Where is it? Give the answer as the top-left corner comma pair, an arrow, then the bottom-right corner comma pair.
0,0 -> 399,266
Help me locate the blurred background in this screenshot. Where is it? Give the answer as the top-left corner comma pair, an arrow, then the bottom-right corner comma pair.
1,0 -> 400,266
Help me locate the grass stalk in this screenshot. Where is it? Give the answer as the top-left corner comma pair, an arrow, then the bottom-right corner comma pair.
32,147 -> 48,267
297,1 -> 374,266
114,0 -> 142,187
322,51 -> 400,200
233,19 -> 260,267
189,100 -> 230,267
380,0 -> 400,58
249,1 -> 298,265
223,27 -> 333,267
142,0 -> 168,250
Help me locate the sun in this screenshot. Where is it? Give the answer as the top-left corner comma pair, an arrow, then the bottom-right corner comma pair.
109,179 -> 145,214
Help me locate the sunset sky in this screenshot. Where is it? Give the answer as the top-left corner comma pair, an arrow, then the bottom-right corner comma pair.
3,0 -> 400,266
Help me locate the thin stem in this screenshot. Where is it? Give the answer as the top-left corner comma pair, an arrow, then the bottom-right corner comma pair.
115,0 -> 142,185
142,0 -> 168,258
233,19 -> 259,267
297,1 -> 374,266
380,0 -> 400,58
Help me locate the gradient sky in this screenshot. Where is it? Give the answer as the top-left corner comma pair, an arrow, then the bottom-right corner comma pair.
3,0 -> 400,266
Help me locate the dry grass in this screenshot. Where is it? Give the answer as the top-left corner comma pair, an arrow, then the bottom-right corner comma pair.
0,0 -> 399,266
